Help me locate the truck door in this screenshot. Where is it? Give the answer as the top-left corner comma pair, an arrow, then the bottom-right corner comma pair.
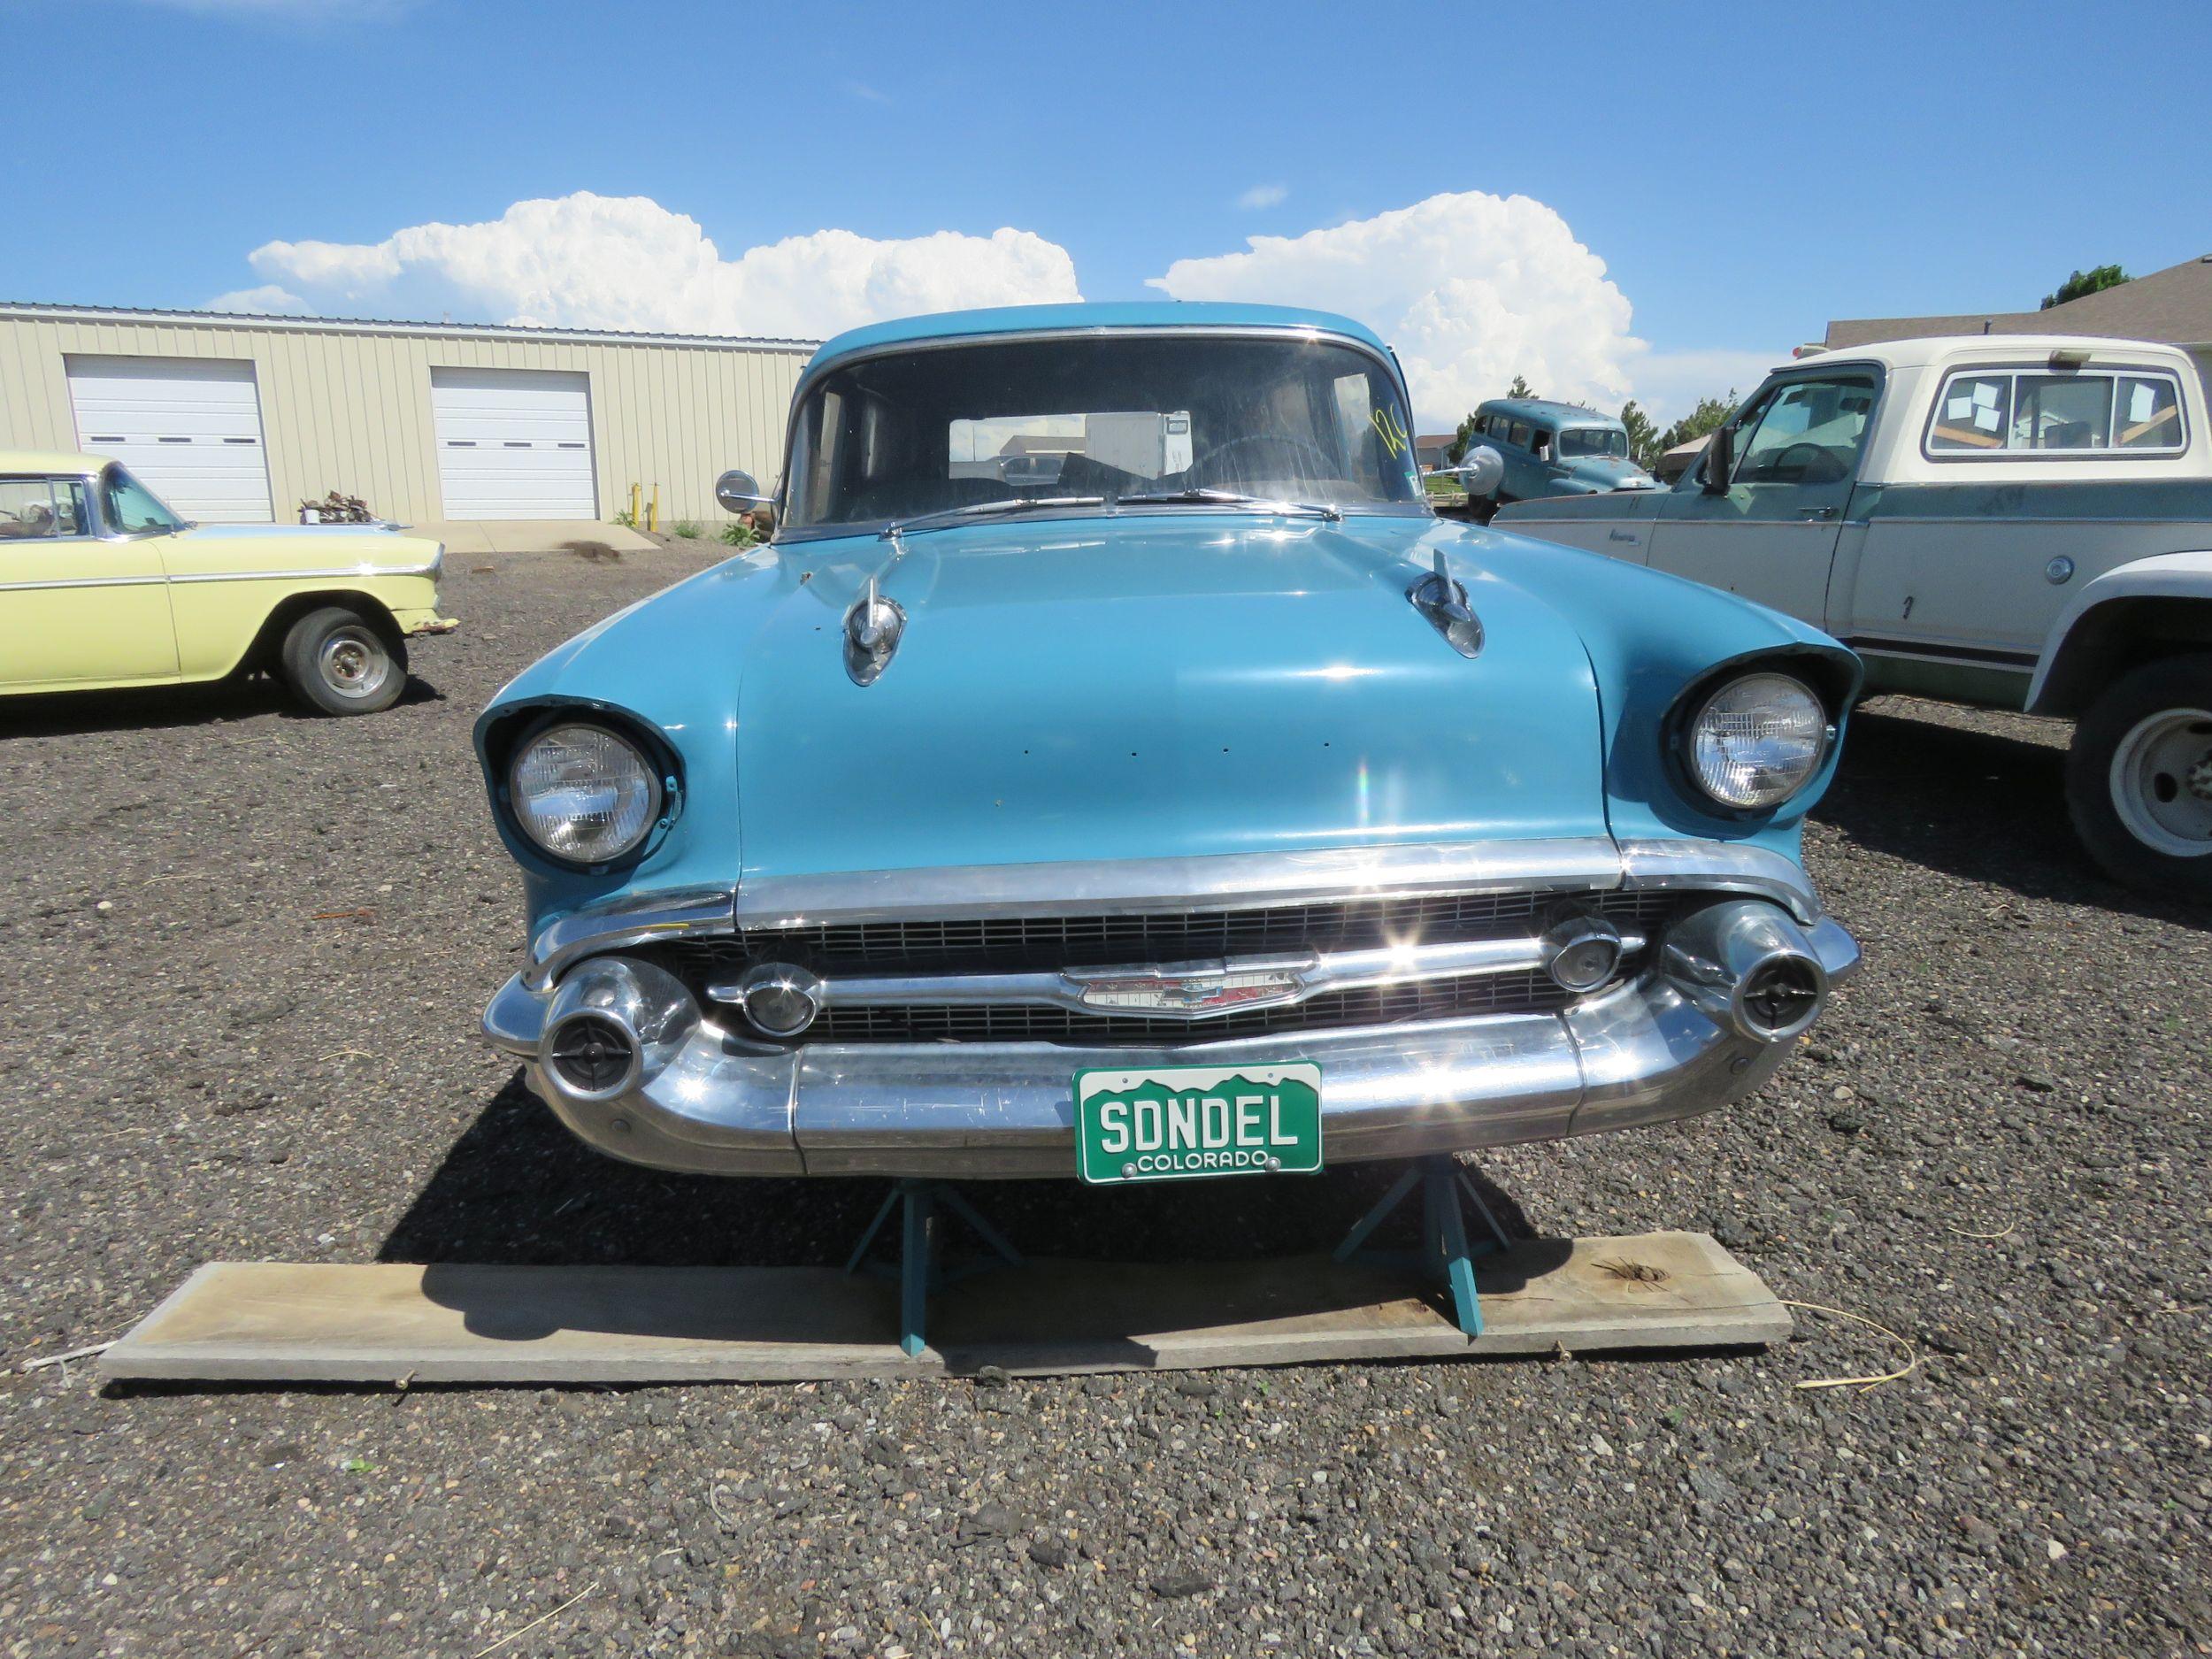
1646,371 -> 1878,624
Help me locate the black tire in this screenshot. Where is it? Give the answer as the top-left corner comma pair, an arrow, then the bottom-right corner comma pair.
2063,652 -> 2212,901
278,605 -> 406,716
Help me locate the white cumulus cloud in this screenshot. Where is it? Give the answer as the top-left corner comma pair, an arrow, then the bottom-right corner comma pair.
229,191 -> 1082,341
205,283 -> 311,315
1151,190 -> 1642,429
1236,183 -> 1288,211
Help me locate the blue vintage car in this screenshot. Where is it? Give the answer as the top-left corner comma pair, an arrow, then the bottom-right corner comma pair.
477,302 -> 1861,1189
1465,396 -> 1659,507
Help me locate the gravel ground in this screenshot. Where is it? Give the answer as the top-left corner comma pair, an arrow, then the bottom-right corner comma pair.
3,536 -> 2208,1659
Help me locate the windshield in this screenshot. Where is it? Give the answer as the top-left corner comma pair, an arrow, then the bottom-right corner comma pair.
1558,427 -> 1628,460
100,465 -> 184,534
782,334 -> 1425,533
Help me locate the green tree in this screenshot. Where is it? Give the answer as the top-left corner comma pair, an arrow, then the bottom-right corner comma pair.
1656,392 -> 1740,458
2041,265 -> 2130,310
1447,412 -> 1479,464
1507,374 -> 1536,400
1619,400 -> 1662,471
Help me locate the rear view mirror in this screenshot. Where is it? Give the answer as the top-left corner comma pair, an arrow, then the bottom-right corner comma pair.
1701,426 -> 1734,494
716,469 -> 773,513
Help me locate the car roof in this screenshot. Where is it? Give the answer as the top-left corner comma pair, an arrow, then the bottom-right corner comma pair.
1778,334 -> 2201,376
807,302 -> 1395,372
0,449 -> 106,477
1478,397 -> 1616,427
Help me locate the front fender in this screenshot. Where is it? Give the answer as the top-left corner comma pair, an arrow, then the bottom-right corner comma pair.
2029,549 -> 2212,715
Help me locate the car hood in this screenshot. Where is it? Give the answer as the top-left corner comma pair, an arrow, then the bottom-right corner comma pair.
1563,457 -> 1655,490
726,513 -> 1608,880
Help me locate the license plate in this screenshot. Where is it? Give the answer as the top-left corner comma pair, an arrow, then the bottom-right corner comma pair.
1074,1063 -> 1323,1185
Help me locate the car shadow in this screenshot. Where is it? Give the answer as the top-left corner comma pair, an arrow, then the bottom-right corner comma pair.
380,1076 -> 1551,1357
1818,700 -> 2208,930
377,1073 -> 1538,1273
0,673 -> 443,738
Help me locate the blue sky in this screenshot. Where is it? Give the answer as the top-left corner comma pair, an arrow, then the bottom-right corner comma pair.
4,0 -> 2208,424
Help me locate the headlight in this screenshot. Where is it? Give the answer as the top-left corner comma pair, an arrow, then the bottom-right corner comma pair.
1686,672 -> 1830,809
509,722 -> 664,864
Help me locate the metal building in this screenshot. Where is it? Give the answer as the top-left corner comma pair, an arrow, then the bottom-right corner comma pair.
0,302 -> 815,526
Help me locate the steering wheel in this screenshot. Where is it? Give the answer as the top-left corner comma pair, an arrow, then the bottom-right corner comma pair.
1770,442 -> 1842,484
1189,432 -> 1338,487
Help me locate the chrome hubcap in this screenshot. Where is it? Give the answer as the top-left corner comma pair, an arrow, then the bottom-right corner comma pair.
2108,706 -> 2212,857
318,627 -> 388,699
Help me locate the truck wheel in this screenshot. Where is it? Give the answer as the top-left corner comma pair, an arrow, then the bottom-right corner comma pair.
279,605 -> 406,716
2065,653 -> 2212,900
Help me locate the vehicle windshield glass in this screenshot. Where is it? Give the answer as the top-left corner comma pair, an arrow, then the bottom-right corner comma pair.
99,465 -> 184,534
782,334 -> 1425,532
1558,427 -> 1627,459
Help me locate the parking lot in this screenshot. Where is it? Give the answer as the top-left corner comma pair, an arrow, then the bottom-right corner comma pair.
3,541 -> 2207,1658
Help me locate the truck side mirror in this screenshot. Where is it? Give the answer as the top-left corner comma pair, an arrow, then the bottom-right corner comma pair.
716,469 -> 773,513
1453,445 -> 1504,499
1701,426 -> 1734,495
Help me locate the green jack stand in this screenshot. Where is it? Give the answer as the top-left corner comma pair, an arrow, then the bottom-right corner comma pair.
1332,1156 -> 1513,1338
843,1179 -> 1025,1357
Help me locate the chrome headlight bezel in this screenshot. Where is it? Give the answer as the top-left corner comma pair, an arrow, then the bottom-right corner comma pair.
1672,667 -> 1836,814
501,713 -> 673,872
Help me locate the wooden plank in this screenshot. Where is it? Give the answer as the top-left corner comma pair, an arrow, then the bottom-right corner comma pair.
98,1232 -> 1788,1385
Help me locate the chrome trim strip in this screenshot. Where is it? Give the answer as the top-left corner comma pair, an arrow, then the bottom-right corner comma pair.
1849,643 -> 2035,672
1616,839 -> 1820,923
732,837 -> 1627,931
1859,515 -> 2212,528
0,573 -> 167,592
169,559 -> 442,583
0,557 -> 440,595
527,887 -> 738,988
705,930 -> 1645,1024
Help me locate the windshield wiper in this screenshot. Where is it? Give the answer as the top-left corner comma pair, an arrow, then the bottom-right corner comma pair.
881,495 -> 1108,539
1113,488 -> 1341,521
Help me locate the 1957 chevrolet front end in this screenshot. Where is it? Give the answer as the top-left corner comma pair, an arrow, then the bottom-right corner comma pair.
477,303 -> 1861,1184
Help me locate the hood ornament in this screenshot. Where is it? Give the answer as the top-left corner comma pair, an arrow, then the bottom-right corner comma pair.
843,574 -> 907,686
1408,549 -> 1484,658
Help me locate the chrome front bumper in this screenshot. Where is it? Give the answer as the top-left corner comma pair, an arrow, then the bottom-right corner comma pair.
481,906 -> 1861,1179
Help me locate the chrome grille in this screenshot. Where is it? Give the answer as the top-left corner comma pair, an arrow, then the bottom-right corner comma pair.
626,886 -> 1677,1046
802,971 -> 1570,1046
656,887 -> 1674,979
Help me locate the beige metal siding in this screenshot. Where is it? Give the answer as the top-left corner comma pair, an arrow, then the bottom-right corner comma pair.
0,309 -> 810,526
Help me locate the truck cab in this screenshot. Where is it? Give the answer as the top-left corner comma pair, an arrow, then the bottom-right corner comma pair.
1463,397 -> 1656,507
1496,336 -> 2212,896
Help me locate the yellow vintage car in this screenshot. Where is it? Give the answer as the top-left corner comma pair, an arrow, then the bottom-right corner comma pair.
0,450 -> 456,715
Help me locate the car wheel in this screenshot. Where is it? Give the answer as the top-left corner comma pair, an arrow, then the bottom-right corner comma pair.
279,605 -> 406,716
2064,652 -> 2212,900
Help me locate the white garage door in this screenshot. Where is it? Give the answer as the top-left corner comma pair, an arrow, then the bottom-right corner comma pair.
431,367 -> 596,520
66,356 -> 275,524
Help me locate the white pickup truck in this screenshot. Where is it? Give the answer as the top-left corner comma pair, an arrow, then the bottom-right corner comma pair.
1495,334 -> 2212,898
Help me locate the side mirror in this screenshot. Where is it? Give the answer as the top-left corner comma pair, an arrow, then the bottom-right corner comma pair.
1452,445 -> 1504,499
1701,426 -> 1733,495
715,469 -> 773,513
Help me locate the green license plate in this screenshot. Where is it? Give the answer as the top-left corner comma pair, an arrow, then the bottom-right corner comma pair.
1074,1063 -> 1323,1185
